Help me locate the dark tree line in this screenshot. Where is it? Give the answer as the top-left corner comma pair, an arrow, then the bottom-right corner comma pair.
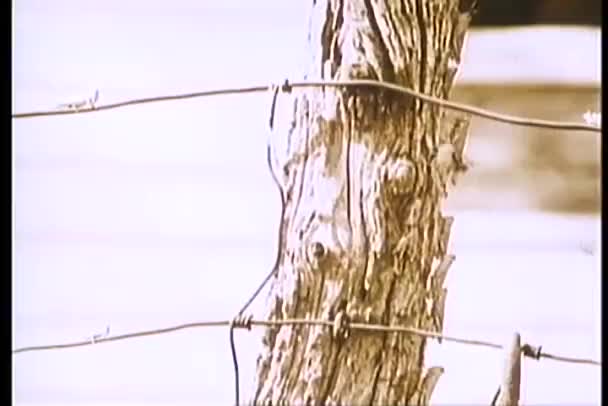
472,0 -> 600,27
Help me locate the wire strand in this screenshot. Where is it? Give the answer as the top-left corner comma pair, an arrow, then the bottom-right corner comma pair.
12,317 -> 601,367
12,80 -> 601,133
12,320 -> 227,353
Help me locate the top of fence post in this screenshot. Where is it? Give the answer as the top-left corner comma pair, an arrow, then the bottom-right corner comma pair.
492,332 -> 522,406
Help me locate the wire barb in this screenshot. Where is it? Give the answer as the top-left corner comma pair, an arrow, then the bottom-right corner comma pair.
230,314 -> 254,331
521,343 -> 543,360
55,89 -> 100,112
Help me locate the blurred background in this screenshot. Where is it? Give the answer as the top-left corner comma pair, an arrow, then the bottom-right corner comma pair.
472,0 -> 601,26
453,0 -> 601,213
13,1 -> 601,405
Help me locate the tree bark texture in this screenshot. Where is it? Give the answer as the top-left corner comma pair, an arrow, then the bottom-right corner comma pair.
253,1 -> 472,404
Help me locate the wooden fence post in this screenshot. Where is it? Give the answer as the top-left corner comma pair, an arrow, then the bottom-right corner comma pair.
251,1 -> 473,404
492,332 -> 522,406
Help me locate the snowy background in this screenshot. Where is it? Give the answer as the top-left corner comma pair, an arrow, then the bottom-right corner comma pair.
13,1 -> 601,405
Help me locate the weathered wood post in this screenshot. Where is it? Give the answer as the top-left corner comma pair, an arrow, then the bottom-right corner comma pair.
492,333 -> 522,406
253,1 -> 472,404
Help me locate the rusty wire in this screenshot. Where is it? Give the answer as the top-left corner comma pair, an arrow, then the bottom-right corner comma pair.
11,79 -> 601,133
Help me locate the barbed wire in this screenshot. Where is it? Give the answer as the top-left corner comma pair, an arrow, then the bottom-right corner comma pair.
12,316 -> 601,367
11,79 -> 601,133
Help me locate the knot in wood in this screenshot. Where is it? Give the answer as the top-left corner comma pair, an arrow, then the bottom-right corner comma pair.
383,158 -> 413,182
306,241 -> 328,269
341,62 -> 378,81
311,241 -> 326,259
